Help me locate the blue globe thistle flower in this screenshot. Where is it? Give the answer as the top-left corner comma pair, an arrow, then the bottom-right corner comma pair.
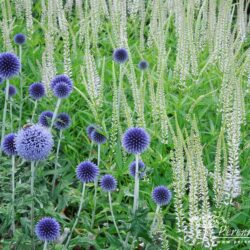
91,130 -> 107,144
5,84 -> 17,97
15,124 -> 54,161
35,217 -> 60,242
0,77 -> 3,84
129,160 -> 146,179
1,133 -> 17,156
14,33 -> 26,45
52,82 -> 71,99
122,127 -> 150,154
86,124 -> 96,139
39,111 -> 54,128
113,48 -> 128,64
76,161 -> 99,183
0,52 -> 21,79
138,60 -> 149,70
29,82 -> 46,100
100,174 -> 117,192
152,186 -> 172,206
54,113 -> 71,130
50,74 -> 73,91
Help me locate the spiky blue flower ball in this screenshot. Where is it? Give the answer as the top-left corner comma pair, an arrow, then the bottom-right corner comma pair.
0,52 -> 21,79
1,133 -> 17,156
52,82 -> 71,99
122,127 -> 150,154
138,60 -> 149,70
14,33 -> 26,45
152,186 -> 172,206
129,160 -> 146,179
54,113 -> 71,130
0,77 -> 3,84
50,74 -> 73,91
39,111 -> 54,128
91,130 -> 107,144
76,161 -> 99,183
100,174 -> 117,192
29,82 -> 45,100
86,124 -> 96,139
35,217 -> 60,242
5,84 -> 17,97
113,48 -> 128,64
15,124 -> 53,161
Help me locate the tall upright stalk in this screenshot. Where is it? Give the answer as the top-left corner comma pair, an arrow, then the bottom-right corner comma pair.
152,205 -> 160,228
1,79 -> 10,150
31,100 -> 37,123
108,192 -> 123,242
11,155 -> 16,234
63,182 -> 86,249
31,161 -> 35,250
50,99 -> 61,129
18,45 -> 23,129
133,154 -> 140,214
43,240 -> 48,250
91,144 -> 100,228
10,98 -> 13,131
52,129 -> 63,195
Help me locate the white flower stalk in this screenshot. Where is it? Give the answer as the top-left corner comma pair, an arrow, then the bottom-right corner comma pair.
24,0 -> 33,33
75,0 -> 85,43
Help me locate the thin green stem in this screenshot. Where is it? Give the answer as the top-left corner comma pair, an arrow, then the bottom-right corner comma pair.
31,161 -> 35,250
1,79 -> 10,151
52,129 -> 63,195
152,205 -> 160,228
10,98 -> 13,131
63,182 -> 86,249
108,192 -> 123,242
43,240 -> 48,250
91,144 -> 100,229
11,155 -> 15,234
18,45 -> 23,129
50,99 -> 61,129
31,100 -> 38,123
133,154 -> 140,214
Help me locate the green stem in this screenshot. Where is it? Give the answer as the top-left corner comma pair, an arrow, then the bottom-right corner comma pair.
1,79 -> 10,150
91,144 -> 100,228
31,161 -> 35,250
11,155 -> 15,234
50,99 -> 61,129
43,240 -> 48,250
18,45 -> 23,129
63,182 -> 86,249
10,98 -> 13,131
52,129 -> 63,195
31,100 -> 37,123
108,192 -> 123,242
133,154 -> 140,214
152,205 -> 160,228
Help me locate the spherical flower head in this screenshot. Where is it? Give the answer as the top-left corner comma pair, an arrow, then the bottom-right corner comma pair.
35,217 -> 60,242
15,124 -> 54,161
1,133 -> 17,156
113,48 -> 128,64
39,111 -> 54,128
5,84 -> 17,97
14,33 -> 26,45
129,160 -> 146,179
53,81 -> 71,99
91,130 -> 107,144
54,113 -> 71,130
0,77 -> 3,84
29,82 -> 46,100
76,161 -> 99,183
50,74 -> 73,91
100,174 -> 117,192
138,60 -> 149,70
86,124 -> 96,139
152,186 -> 172,206
0,52 -> 21,79
122,127 -> 150,154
